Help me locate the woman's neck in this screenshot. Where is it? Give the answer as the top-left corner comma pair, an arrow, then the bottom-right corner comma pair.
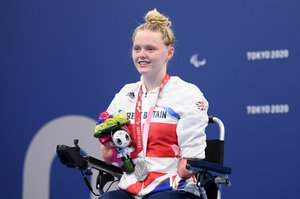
142,72 -> 166,92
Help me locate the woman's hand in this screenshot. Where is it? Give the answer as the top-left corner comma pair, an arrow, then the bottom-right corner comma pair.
102,140 -> 115,164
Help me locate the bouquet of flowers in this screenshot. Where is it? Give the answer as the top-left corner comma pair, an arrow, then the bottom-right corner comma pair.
94,111 -> 130,138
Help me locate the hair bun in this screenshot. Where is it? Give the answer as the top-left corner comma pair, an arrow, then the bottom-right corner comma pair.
144,9 -> 171,28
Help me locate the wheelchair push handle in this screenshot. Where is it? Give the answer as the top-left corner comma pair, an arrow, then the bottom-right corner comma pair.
208,116 -> 225,141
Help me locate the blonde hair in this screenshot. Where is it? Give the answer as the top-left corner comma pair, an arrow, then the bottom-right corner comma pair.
132,9 -> 175,47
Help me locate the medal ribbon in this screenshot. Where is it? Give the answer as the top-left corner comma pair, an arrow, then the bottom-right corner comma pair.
134,74 -> 170,157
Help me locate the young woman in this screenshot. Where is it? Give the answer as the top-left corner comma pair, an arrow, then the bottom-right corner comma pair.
99,9 -> 209,199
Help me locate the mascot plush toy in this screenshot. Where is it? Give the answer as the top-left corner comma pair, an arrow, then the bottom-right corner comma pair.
94,111 -> 134,174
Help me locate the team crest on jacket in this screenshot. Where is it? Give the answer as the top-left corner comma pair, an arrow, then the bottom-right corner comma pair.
196,101 -> 206,111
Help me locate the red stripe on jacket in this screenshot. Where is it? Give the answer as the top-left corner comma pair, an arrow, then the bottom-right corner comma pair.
127,123 -> 178,159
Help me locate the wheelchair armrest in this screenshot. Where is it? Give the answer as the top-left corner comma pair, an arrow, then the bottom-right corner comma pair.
186,160 -> 231,175
83,156 -> 123,178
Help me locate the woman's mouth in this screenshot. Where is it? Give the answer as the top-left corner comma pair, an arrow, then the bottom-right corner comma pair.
138,61 -> 150,66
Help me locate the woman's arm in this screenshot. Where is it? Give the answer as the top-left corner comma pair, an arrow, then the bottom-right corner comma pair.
177,158 -> 198,178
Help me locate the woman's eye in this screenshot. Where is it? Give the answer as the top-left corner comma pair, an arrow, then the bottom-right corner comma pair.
133,47 -> 140,52
147,47 -> 155,52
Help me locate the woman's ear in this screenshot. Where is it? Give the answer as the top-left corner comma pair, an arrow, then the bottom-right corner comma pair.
167,46 -> 175,60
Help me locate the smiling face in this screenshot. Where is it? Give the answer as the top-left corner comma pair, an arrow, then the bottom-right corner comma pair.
132,30 -> 174,80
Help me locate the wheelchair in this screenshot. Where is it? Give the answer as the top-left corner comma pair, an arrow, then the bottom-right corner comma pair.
56,116 -> 231,199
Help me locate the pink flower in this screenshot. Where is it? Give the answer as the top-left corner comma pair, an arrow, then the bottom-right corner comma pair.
99,111 -> 111,120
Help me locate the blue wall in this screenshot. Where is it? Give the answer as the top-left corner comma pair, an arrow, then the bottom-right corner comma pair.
1,0 -> 299,198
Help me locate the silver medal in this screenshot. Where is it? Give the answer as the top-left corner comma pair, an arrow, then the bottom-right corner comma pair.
134,160 -> 148,181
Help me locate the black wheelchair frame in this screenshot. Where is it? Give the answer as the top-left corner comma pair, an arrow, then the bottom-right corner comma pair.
56,116 -> 231,198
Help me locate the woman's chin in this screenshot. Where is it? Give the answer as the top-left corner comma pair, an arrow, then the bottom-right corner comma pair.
137,69 -> 150,76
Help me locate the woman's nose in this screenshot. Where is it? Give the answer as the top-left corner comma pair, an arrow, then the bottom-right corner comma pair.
137,49 -> 146,58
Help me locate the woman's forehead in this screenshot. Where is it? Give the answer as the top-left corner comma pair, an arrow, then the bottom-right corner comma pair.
133,30 -> 164,45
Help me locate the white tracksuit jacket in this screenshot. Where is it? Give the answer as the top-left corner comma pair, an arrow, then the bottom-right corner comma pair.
106,76 -> 208,197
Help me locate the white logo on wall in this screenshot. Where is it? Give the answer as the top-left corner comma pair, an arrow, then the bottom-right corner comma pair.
22,115 -> 101,199
246,49 -> 289,61
190,54 -> 206,68
246,104 -> 289,114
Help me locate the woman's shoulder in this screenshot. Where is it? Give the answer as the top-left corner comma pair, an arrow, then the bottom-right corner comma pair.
167,76 -> 208,109
118,80 -> 141,94
169,76 -> 202,93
